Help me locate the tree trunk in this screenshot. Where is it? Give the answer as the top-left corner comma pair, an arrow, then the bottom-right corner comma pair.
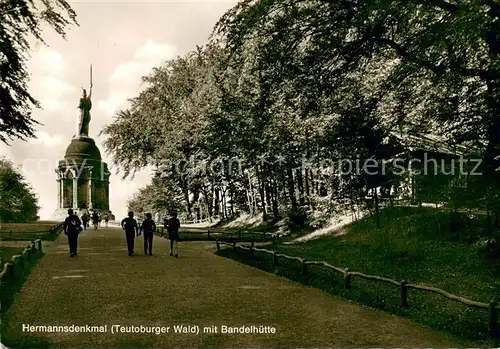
201,183 -> 213,220
182,180 -> 192,218
272,177 -> 280,218
374,188 -> 380,228
296,168 -> 305,206
214,188 -> 220,216
230,189 -> 235,218
287,164 -> 298,212
256,166 -> 267,218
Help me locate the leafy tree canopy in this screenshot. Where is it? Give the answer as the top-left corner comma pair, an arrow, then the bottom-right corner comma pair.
1,0 -> 77,144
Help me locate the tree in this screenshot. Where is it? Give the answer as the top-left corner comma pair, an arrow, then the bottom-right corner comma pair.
0,0 -> 77,144
0,157 -> 39,222
215,0 -> 500,167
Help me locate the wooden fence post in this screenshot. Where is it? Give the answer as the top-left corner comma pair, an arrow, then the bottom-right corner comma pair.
489,300 -> 499,339
216,239 -> 220,252
401,280 -> 409,308
23,248 -> 30,262
36,239 -> 43,252
344,268 -> 352,289
5,263 -> 14,280
26,245 -> 32,260
250,240 -> 255,259
17,255 -> 25,269
273,252 -> 278,266
207,231 -> 211,240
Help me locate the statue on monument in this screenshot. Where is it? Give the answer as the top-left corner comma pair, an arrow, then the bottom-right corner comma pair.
76,64 -> 93,138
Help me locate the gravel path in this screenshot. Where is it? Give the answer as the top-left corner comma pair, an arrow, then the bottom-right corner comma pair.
2,227 -> 461,348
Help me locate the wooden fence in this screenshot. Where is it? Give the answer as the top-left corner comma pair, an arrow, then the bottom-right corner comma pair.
0,239 -> 44,289
156,228 -> 280,242
216,239 -> 499,339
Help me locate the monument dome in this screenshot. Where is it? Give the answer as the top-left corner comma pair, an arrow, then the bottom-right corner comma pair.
52,65 -> 114,222
64,137 -> 102,160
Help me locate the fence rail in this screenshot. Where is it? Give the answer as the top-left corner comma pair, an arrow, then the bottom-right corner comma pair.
216,239 -> 499,339
156,228 -> 280,242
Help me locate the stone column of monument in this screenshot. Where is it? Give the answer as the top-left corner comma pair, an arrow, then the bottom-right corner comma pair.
52,67 -> 115,221
59,173 -> 64,208
87,167 -> 93,210
72,169 -> 78,209
56,171 -> 61,209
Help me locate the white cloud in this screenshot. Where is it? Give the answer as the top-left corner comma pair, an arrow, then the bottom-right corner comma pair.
26,47 -> 76,113
98,40 -> 177,116
97,91 -> 130,115
109,61 -> 143,83
134,40 -> 176,61
30,75 -> 76,112
28,131 -> 64,148
28,47 -> 68,75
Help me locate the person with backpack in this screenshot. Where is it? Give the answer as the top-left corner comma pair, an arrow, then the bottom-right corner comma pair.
166,212 -> 180,257
64,209 -> 82,257
140,212 -> 156,255
121,211 -> 139,256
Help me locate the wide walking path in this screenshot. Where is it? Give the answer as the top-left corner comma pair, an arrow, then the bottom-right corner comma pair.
2,227 -> 461,348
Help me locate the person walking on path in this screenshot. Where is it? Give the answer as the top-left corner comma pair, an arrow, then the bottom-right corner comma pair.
81,212 -> 89,231
166,212 -> 180,257
92,211 -> 99,230
140,213 -> 156,255
63,209 -> 82,257
104,214 -> 109,227
121,211 -> 139,256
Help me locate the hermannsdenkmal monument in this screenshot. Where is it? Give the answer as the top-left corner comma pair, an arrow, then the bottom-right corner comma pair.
52,65 -> 115,221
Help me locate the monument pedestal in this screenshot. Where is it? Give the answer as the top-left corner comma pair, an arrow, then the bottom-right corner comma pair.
52,136 -> 114,221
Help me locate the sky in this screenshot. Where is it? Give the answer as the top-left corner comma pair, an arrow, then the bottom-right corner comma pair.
0,0 -> 238,220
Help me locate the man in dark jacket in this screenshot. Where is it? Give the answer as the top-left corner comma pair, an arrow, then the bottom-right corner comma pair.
140,212 -> 156,255
64,209 -> 82,257
166,212 -> 180,257
121,211 -> 139,256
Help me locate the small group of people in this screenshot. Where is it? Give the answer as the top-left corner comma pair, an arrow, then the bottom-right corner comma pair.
120,211 -> 180,257
81,211 -> 109,230
63,209 -> 181,258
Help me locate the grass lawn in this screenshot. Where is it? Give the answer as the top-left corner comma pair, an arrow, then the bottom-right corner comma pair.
0,222 -> 62,241
0,247 -> 25,269
217,207 -> 500,346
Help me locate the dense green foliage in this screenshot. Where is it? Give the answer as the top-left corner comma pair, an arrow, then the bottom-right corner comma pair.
0,0 -> 77,143
0,157 -> 39,222
101,0 -> 500,236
